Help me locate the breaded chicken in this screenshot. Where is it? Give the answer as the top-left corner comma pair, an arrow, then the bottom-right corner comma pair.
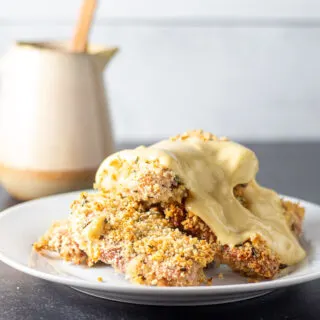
34,130 -> 306,284
35,192 -> 214,286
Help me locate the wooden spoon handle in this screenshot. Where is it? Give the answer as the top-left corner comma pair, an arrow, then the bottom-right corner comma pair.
71,0 -> 97,52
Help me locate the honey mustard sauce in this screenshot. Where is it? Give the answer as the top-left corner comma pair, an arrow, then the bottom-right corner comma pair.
96,137 -> 306,265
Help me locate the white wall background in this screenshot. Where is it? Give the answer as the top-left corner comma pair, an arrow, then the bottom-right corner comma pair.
1,0 -> 320,142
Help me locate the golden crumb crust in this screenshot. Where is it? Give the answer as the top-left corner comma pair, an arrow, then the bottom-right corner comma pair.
34,130 -> 306,284
34,191 -> 214,286
33,220 -> 87,265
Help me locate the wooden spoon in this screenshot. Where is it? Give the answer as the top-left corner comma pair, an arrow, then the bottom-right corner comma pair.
71,0 -> 98,52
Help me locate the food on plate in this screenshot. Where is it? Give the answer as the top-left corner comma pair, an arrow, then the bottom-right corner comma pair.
34,130 -> 306,286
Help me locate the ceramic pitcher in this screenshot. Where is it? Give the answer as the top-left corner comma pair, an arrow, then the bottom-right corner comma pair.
0,41 -> 118,200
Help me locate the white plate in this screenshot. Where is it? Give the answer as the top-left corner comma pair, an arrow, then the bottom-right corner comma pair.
0,191 -> 320,306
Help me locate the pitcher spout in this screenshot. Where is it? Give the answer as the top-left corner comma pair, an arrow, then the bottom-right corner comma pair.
93,46 -> 118,71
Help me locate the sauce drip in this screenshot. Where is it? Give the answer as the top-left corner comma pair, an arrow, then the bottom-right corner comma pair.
96,137 -> 306,265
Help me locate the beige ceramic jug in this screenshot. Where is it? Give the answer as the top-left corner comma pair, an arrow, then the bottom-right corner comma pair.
0,41 -> 118,200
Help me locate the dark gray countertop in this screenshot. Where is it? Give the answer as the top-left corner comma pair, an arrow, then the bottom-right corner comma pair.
1,142 -> 320,320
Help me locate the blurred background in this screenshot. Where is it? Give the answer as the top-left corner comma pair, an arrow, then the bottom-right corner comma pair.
0,0 -> 319,203
1,0 -> 319,144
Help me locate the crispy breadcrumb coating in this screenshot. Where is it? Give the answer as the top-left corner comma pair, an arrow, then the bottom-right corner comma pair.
35,192 -> 214,286
33,220 -> 87,265
162,192 -> 304,279
34,130 -> 306,284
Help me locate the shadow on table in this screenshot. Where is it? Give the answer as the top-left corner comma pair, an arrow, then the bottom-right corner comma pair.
0,187 -> 20,211
41,282 -> 318,320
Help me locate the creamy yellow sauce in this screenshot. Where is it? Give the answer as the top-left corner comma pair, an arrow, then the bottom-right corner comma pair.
96,137 -> 306,265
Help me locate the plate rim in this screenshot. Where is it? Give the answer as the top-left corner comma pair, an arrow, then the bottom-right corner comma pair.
1,190 -> 320,295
